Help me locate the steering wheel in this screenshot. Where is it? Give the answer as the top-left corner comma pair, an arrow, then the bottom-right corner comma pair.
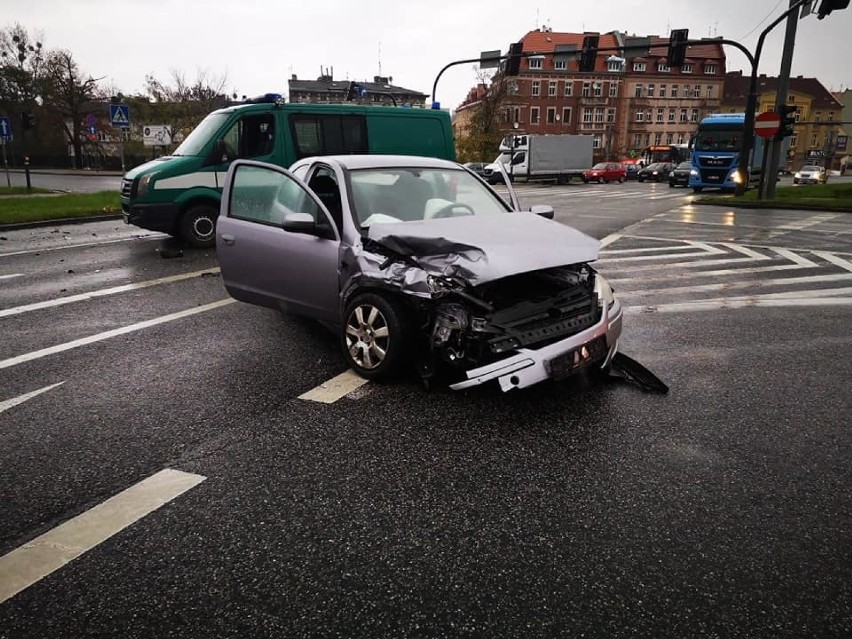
431,202 -> 476,219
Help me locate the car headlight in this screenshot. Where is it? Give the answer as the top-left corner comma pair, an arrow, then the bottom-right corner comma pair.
794,172 -> 801,179
594,274 -> 616,310
137,174 -> 153,197
690,169 -> 699,177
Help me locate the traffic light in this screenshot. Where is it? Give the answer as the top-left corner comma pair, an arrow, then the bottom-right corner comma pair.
817,0 -> 850,18
777,104 -> 797,140
504,42 -> 523,77
579,35 -> 599,73
20,111 -> 34,130
667,29 -> 689,67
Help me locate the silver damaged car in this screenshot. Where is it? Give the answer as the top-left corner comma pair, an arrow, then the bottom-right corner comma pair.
216,155 -> 623,391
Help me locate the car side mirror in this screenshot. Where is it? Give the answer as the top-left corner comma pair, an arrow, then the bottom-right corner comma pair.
530,204 -> 554,219
282,212 -> 317,234
203,139 -> 232,166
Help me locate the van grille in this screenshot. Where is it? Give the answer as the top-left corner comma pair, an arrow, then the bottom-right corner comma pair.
120,178 -> 135,199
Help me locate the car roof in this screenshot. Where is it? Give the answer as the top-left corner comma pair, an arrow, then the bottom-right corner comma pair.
300,154 -> 461,171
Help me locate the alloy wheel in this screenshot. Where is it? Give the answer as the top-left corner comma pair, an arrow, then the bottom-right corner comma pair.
345,304 -> 390,370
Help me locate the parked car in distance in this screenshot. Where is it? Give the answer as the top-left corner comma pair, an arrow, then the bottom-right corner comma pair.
637,162 -> 674,182
668,161 -> 693,188
793,165 -> 826,185
216,155 -> 623,392
463,162 -> 489,179
624,163 -> 641,180
582,162 -> 627,184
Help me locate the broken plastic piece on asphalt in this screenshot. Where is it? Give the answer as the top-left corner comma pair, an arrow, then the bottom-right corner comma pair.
608,352 -> 669,394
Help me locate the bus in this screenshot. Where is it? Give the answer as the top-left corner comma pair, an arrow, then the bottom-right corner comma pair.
642,144 -> 690,165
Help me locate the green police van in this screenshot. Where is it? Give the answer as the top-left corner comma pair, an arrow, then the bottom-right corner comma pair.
120,95 -> 455,247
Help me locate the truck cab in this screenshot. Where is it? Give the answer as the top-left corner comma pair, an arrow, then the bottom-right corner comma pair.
120,96 -> 455,247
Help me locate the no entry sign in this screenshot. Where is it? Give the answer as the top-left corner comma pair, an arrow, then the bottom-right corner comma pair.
755,112 -> 781,138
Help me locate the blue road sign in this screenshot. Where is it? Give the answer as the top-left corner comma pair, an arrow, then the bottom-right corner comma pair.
0,116 -> 12,141
110,104 -> 130,128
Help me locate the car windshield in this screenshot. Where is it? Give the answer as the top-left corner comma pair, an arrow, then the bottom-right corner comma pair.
801,166 -> 822,171
645,163 -> 662,171
172,112 -> 229,156
677,161 -> 692,169
592,163 -> 608,170
348,167 -> 511,227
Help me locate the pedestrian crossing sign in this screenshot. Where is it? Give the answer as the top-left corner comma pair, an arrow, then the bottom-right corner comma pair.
110,104 -> 130,128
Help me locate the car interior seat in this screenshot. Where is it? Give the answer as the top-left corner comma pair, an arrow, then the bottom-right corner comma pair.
308,174 -> 343,231
393,173 -> 434,221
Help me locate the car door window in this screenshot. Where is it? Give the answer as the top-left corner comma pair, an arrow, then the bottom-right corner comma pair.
228,164 -> 324,227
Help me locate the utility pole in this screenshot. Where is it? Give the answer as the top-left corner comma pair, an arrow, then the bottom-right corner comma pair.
765,0 -> 800,198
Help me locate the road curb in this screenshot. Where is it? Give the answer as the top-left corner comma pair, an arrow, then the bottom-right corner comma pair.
0,214 -> 124,231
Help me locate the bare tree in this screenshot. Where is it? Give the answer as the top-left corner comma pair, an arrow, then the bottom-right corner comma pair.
42,49 -> 103,169
144,68 -> 229,143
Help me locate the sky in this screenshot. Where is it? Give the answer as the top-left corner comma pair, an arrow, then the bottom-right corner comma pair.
5,0 -> 851,111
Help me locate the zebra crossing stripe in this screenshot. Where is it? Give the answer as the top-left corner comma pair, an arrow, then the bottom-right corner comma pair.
811,251 -> 852,272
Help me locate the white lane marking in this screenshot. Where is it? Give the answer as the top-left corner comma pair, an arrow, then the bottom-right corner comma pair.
770,247 -> 818,267
603,250 -> 710,263
686,241 -> 728,255
775,213 -> 840,231
602,244 -> 699,256
618,272 -> 852,298
609,263 -> 817,284
720,243 -> 767,259
0,235 -> 164,259
0,299 -> 235,370
298,369 -> 369,404
0,382 -> 64,415
625,295 -> 852,314
0,468 -> 206,604
0,268 -> 221,319
599,233 -> 622,248
606,255 -> 769,273
0,273 -> 24,281
811,251 -> 852,272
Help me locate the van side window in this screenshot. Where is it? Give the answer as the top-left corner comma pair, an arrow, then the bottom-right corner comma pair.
290,114 -> 368,159
221,114 -> 275,159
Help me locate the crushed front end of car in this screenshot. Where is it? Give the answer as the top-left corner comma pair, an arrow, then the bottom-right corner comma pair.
348,214 -> 623,392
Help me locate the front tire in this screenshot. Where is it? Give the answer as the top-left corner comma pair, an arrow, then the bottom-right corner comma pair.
180,204 -> 218,248
341,293 -> 409,380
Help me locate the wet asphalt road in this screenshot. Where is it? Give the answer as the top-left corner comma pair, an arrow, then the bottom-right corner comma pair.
0,182 -> 850,637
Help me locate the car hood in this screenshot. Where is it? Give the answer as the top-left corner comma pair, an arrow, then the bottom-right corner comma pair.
366,213 -> 599,285
124,155 -> 197,180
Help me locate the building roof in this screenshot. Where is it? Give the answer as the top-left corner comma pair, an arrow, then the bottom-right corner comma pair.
645,35 -> 725,62
519,30 -> 621,73
724,71 -> 842,109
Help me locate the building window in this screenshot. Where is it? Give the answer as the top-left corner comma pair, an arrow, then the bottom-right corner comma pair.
794,109 -> 801,122
680,108 -> 688,122
815,111 -> 822,122
532,81 -> 540,97
593,134 -> 602,149
562,107 -> 572,124
682,63 -> 693,74
564,81 -> 573,97
634,84 -> 643,98
547,107 -> 556,124
634,134 -> 643,147
582,82 -> 591,97
656,108 -> 665,123
811,133 -> 819,147
633,62 -> 646,72
548,81 -> 557,97
666,133 -> 674,144
583,108 -> 594,123
658,62 -> 671,72
690,108 -> 699,122
692,85 -> 701,98
828,111 -> 834,122
607,59 -> 623,72
677,132 -> 685,144
513,107 -> 520,123
647,84 -> 655,98
531,107 -> 540,124
790,134 -> 798,148
594,82 -> 603,97
607,108 -> 616,123
706,85 -> 713,99
609,82 -> 618,97
659,84 -> 667,98
594,107 -> 605,123
668,108 -> 676,122
684,84 -> 691,99
646,108 -> 653,122
704,64 -> 717,75
555,59 -> 567,70
529,57 -> 543,69
671,85 -> 679,98
654,133 -> 662,145
635,110 -> 644,122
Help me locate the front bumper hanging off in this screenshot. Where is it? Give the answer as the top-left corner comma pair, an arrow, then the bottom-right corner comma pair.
449,300 -> 623,392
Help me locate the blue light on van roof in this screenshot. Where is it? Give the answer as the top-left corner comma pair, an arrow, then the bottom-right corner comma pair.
244,93 -> 283,104
432,101 -> 441,109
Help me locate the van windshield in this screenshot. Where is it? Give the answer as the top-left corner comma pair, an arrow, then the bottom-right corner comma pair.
172,113 -> 229,156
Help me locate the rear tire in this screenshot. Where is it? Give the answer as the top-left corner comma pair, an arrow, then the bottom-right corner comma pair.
341,293 -> 409,381
693,187 -> 703,193
180,204 -> 218,248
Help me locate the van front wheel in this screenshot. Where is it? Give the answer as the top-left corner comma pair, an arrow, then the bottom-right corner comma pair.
181,204 -> 218,248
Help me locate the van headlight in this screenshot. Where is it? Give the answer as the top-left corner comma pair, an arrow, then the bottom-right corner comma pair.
595,274 -> 616,310
137,174 -> 154,197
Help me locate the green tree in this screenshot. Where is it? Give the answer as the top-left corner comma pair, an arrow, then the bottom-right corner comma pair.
455,70 -> 511,164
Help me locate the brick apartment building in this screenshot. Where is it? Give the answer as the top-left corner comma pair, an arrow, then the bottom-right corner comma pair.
455,28 -> 726,162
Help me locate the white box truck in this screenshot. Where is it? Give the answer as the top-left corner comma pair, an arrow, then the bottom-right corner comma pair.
483,134 -> 593,184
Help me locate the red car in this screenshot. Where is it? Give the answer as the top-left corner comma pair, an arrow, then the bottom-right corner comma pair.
582,162 -> 627,184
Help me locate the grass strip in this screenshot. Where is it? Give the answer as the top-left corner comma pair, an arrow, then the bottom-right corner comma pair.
696,182 -> 852,209
0,191 -> 120,225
